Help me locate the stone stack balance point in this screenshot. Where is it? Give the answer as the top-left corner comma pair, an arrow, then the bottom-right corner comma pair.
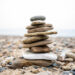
22,16 -> 57,66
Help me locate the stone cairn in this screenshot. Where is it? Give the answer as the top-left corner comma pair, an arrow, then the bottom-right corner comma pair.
8,16 -> 75,70
22,16 -> 58,66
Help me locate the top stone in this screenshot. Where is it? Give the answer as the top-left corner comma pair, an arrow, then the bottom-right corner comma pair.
30,16 -> 46,21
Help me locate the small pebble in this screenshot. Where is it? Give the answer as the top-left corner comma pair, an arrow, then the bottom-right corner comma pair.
52,62 -> 59,67
47,65 -> 53,69
30,69 -> 40,74
8,62 -> 12,65
33,66 -> 39,69
42,67 -> 47,71
62,71 -> 70,75
18,45 -> 23,49
21,71 -> 26,74
0,67 -> 6,72
23,67 -> 27,69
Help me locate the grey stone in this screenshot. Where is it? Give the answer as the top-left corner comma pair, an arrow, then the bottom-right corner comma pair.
30,16 -> 46,21
0,67 -> 6,72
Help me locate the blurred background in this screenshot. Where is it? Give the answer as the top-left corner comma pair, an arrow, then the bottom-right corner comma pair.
0,0 -> 75,37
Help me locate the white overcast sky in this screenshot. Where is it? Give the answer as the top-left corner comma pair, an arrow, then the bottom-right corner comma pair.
0,0 -> 75,36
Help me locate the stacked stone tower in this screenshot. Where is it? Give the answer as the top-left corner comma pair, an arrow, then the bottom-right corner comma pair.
22,16 -> 57,66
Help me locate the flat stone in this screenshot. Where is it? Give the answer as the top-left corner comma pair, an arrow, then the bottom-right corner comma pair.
30,16 -> 46,21
30,45 -> 50,53
25,31 -> 57,37
28,27 -> 53,33
8,58 -> 52,68
31,21 -> 45,26
23,50 -> 57,60
23,36 -> 49,44
26,24 -> 53,29
23,40 -> 52,48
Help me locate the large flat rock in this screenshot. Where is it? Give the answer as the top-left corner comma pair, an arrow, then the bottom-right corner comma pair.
23,36 -> 49,44
23,40 -> 52,48
30,45 -> 50,53
22,50 -> 57,60
25,31 -> 57,37
28,27 -> 53,33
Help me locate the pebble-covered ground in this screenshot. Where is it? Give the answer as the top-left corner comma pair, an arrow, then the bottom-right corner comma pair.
0,35 -> 75,75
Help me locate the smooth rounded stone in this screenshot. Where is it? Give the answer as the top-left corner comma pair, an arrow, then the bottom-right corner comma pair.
25,31 -> 57,37
30,16 -> 46,21
30,45 -> 50,53
23,36 -> 49,44
22,50 -> 57,60
23,40 -> 52,48
26,24 -> 53,29
61,66 -> 71,70
31,21 -> 45,26
28,27 -> 53,33
8,58 -> 52,68
66,53 -> 75,60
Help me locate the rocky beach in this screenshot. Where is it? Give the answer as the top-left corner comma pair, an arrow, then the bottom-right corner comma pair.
0,0 -> 74,74
0,35 -> 75,75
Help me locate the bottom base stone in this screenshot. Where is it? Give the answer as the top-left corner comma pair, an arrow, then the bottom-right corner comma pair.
8,58 -> 53,69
